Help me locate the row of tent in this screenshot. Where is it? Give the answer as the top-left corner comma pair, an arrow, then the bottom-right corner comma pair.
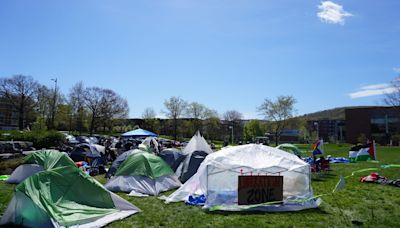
1,132 -> 320,227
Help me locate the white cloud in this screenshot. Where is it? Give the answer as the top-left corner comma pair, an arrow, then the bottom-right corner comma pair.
393,67 -> 400,73
317,1 -> 352,25
349,83 -> 397,99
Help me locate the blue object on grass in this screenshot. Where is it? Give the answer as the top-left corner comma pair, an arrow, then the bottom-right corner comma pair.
186,194 -> 206,206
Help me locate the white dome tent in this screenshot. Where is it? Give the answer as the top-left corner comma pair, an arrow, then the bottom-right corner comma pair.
165,144 -> 321,212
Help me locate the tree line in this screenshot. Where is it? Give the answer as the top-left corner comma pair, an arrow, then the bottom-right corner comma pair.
0,74 -> 318,144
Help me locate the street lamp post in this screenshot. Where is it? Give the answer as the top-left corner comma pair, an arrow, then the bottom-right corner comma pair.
229,126 -> 234,145
314,121 -> 319,140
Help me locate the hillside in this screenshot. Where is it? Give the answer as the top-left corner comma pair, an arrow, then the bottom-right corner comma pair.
299,106 -> 380,120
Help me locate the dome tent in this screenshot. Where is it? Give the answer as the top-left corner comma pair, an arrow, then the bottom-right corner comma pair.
159,148 -> 186,172
276,144 -> 303,157
165,144 -> 320,212
105,149 -> 143,178
7,150 -> 76,184
176,131 -> 213,183
69,143 -> 106,168
1,166 -> 140,227
105,152 -> 181,196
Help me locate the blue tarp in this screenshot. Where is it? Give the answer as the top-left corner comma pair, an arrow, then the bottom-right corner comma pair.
121,129 -> 158,137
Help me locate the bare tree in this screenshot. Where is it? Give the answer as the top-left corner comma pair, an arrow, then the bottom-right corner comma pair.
142,107 -> 159,133
258,95 -> 297,146
223,110 -> 243,122
163,96 -> 187,140
98,89 -> 129,132
142,107 -> 156,119
186,102 -> 211,132
69,82 -> 86,133
0,75 -> 39,130
223,110 -> 243,143
36,85 -> 52,130
83,87 -> 104,135
384,76 -> 400,111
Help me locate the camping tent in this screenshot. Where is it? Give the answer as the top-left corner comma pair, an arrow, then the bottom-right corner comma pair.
105,152 -> 181,196
276,144 -> 303,157
1,166 -> 140,227
121,128 -> 158,138
139,137 -> 160,153
105,149 -> 143,178
159,148 -> 186,172
165,144 -> 320,212
176,131 -> 213,183
69,143 -> 106,167
7,150 -> 76,184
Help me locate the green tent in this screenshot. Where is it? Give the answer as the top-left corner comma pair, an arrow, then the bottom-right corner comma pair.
105,152 -> 181,196
0,166 -> 140,227
7,150 -> 77,184
116,152 -> 174,179
24,149 -> 76,169
276,144 -> 303,157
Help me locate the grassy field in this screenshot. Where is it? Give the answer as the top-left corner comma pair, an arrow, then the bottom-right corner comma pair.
1,144 -> 399,227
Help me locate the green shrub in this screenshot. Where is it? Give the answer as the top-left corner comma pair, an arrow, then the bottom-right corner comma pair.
0,130 -> 65,149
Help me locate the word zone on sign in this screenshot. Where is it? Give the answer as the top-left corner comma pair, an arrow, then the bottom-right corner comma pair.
238,175 -> 283,205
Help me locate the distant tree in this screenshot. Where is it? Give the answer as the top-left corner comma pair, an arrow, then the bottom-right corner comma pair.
98,89 -> 129,132
258,95 -> 297,146
384,76 -> 400,111
186,102 -> 212,132
142,107 -> 159,133
83,87 -> 104,135
36,85 -> 52,130
0,75 -> 40,130
142,107 -> 156,119
243,119 -> 264,142
223,110 -> 243,143
68,82 -> 86,133
163,96 -> 187,140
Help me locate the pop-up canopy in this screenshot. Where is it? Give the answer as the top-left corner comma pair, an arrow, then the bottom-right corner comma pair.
121,128 -> 158,138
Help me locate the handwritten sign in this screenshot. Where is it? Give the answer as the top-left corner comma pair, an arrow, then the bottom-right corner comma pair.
238,176 -> 283,205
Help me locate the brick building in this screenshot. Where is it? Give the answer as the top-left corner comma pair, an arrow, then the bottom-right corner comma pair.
345,107 -> 400,145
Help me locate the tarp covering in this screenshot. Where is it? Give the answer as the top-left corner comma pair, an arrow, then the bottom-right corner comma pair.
24,149 -> 76,170
115,152 -> 174,179
121,128 -> 158,137
165,144 -> 320,212
1,166 -> 140,227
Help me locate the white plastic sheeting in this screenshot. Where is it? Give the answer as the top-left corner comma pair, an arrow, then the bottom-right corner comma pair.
105,175 -> 181,196
165,144 -> 320,211
6,164 -> 44,184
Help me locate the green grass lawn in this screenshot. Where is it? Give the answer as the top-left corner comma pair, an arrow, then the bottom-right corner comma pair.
1,144 -> 399,227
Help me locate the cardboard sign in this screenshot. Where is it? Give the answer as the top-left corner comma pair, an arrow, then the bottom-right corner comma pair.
238,176 -> 283,205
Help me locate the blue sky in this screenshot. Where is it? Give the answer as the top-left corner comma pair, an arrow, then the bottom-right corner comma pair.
0,0 -> 399,119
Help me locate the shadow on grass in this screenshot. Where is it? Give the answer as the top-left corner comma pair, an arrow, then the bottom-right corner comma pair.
206,207 -> 329,216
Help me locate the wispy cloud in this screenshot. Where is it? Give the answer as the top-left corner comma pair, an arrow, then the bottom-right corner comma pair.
317,1 -> 352,25
393,67 -> 400,73
349,83 -> 396,99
